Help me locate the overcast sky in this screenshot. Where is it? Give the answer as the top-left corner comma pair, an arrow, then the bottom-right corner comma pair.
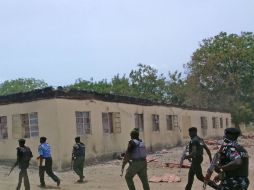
0,0 -> 253,86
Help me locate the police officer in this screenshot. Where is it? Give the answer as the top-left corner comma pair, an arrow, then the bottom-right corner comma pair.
184,127 -> 217,190
121,128 -> 150,190
214,127 -> 249,190
15,139 -> 33,190
37,137 -> 60,187
72,136 -> 86,183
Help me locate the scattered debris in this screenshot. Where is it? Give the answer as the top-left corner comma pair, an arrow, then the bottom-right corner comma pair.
164,161 -> 190,169
149,173 -> 181,183
146,156 -> 158,163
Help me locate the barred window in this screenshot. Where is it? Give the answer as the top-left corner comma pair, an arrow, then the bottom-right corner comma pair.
212,117 -> 219,128
152,114 -> 160,131
75,111 -> 91,135
166,115 -> 178,131
102,112 -> 121,134
0,116 -> 8,139
226,118 -> 229,128
135,114 -> 144,132
220,118 -> 223,128
12,112 -> 39,139
201,117 -> 208,129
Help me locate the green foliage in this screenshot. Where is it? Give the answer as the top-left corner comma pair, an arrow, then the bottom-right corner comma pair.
111,74 -> 132,95
68,78 -> 112,93
186,32 -> 254,124
129,64 -> 167,101
0,78 -> 48,96
231,102 -> 253,127
166,71 -> 187,105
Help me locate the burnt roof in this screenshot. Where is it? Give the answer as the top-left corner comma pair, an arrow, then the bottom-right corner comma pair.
0,87 -> 229,113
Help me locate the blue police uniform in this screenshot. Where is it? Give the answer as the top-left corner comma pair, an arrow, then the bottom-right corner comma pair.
38,142 -> 60,187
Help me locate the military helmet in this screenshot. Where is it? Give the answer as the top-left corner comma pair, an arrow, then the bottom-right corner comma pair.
130,128 -> 139,139
225,127 -> 241,136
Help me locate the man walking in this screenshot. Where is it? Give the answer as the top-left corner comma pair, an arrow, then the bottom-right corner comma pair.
37,137 -> 60,187
184,127 -> 217,190
214,128 -> 249,190
72,136 -> 86,183
15,139 -> 33,190
121,128 -> 150,190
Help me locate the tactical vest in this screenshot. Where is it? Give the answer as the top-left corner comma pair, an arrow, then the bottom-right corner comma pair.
222,144 -> 249,178
75,143 -> 85,157
189,136 -> 204,161
17,146 -> 32,169
131,139 -> 147,160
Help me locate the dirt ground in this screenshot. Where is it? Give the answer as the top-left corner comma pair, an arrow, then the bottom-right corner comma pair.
1,134 -> 253,190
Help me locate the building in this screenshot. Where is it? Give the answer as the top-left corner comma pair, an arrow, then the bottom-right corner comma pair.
0,87 -> 231,170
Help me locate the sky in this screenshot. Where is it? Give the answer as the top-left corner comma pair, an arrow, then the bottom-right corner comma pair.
0,0 -> 253,86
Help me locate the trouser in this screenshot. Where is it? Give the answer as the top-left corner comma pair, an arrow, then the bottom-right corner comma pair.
218,177 -> 249,190
73,156 -> 85,179
185,160 -> 218,190
16,168 -> 30,190
125,160 -> 150,190
39,157 -> 59,186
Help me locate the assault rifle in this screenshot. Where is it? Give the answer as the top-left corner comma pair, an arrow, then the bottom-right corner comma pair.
179,144 -> 189,173
71,158 -> 74,170
203,144 -> 224,190
7,163 -> 17,176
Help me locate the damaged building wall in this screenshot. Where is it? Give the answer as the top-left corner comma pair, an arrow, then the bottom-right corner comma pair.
55,99 -> 230,170
0,89 -> 231,170
0,99 -> 62,168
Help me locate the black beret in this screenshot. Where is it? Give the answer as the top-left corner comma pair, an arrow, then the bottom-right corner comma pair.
225,128 -> 241,136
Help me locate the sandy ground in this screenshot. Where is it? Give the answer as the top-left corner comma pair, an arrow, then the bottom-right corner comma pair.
1,135 -> 253,190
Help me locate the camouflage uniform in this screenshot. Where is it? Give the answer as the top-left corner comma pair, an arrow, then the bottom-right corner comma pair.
218,141 -> 249,190
72,142 -> 85,182
16,142 -> 33,190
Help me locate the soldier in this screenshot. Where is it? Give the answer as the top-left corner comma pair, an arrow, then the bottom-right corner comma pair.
184,127 -> 217,190
121,128 -> 150,190
15,139 -> 33,190
214,128 -> 249,190
37,137 -> 60,187
72,136 -> 86,183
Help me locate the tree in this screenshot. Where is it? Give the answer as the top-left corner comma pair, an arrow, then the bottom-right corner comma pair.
186,32 -> 254,125
165,71 -> 188,105
68,78 -> 112,93
129,64 -> 167,101
111,74 -> 132,96
0,78 -> 48,96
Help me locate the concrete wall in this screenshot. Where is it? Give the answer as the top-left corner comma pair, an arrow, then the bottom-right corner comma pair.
0,98 -> 231,170
0,99 -> 61,168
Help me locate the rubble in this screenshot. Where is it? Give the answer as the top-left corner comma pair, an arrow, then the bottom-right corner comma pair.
149,173 -> 181,183
164,161 -> 190,169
